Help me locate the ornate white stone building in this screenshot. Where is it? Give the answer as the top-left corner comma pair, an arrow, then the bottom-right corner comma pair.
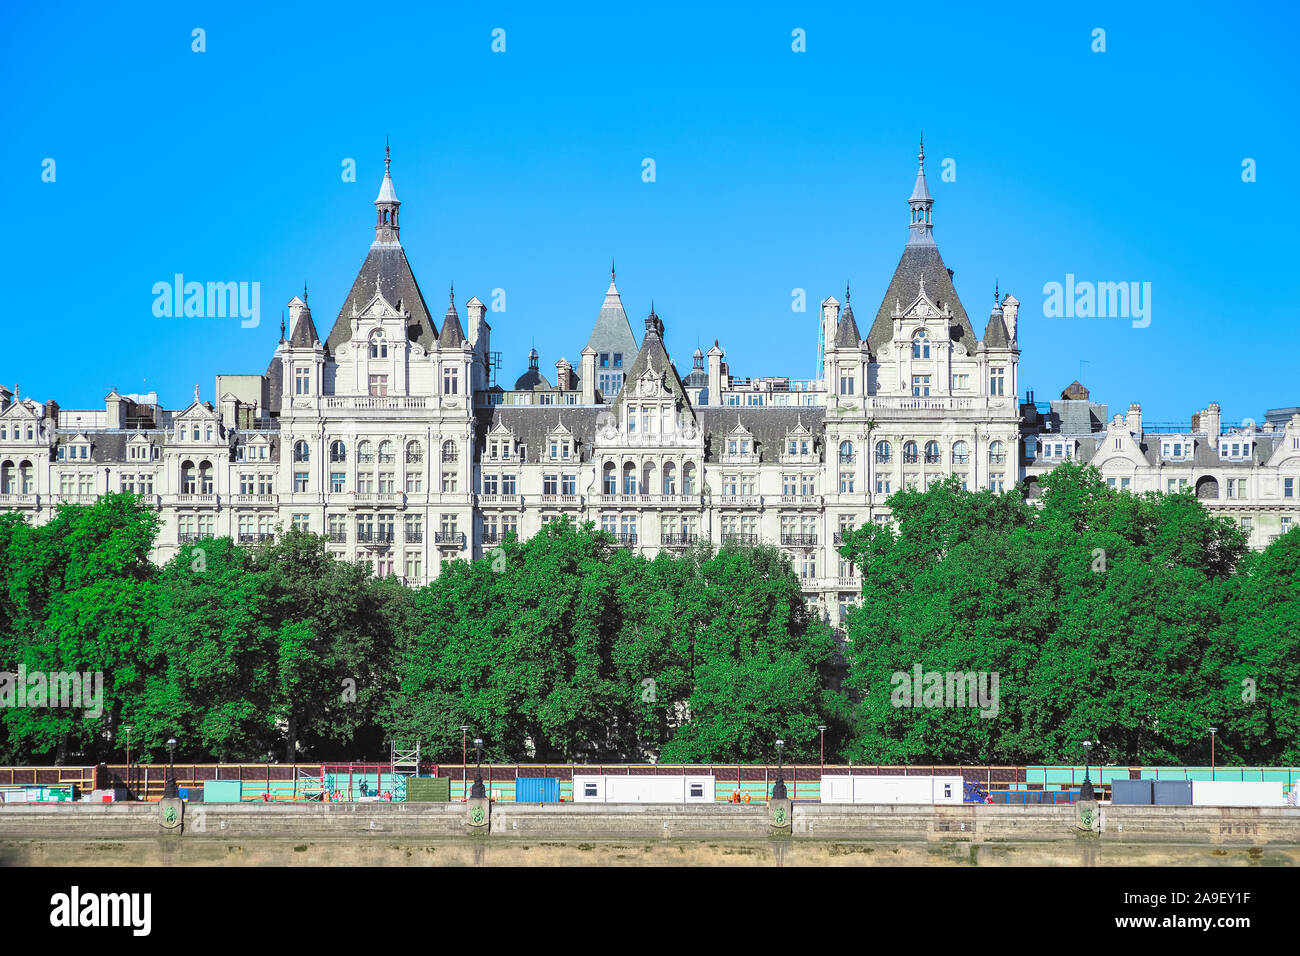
1,143 -> 1295,627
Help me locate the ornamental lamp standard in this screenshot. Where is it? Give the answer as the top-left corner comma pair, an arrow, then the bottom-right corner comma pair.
164,736 -> 179,799
772,738 -> 788,801
470,737 -> 486,799
1080,740 -> 1094,801
120,724 -> 133,799
461,725 -> 470,790
817,725 -> 827,776
1209,727 -> 1218,779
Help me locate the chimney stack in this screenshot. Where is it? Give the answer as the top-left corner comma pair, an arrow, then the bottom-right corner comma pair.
1126,403 -> 1142,436
580,347 -> 597,404
707,341 -> 724,405
1202,403 -> 1221,441
1002,293 -> 1020,341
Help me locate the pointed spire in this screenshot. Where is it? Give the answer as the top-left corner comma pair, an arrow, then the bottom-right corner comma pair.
907,134 -> 935,246
374,141 -> 401,243
439,282 -> 465,348
303,281 -> 308,306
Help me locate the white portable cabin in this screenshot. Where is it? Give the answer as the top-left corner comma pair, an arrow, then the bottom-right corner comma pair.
820,774 -> 964,805
1191,780 -> 1287,807
572,774 -> 716,803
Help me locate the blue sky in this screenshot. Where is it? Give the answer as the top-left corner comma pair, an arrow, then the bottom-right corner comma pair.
3,1 -> 1297,424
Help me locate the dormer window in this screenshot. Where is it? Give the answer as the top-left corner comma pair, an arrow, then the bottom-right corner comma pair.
912,329 -> 930,358
1220,441 -> 1252,460
369,330 -> 388,359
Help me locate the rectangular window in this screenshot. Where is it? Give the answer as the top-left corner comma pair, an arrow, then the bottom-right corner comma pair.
953,374 -> 969,390
875,475 -> 891,495
443,366 -> 458,395
613,353 -> 623,368
990,368 -> 1005,396
294,471 -> 308,492
562,474 -> 576,495
1286,478 -> 1295,499
442,472 -> 458,493
501,474 -> 517,495
483,474 -> 498,495
405,551 -> 422,580
368,374 -> 388,397
600,353 -> 610,368
295,367 -> 310,395
406,472 -> 422,493
543,474 -> 558,495
329,472 -> 345,493
912,375 -> 931,397
292,514 -> 309,531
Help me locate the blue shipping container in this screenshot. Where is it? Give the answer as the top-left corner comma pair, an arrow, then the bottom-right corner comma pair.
515,777 -> 558,803
1111,779 -> 1153,805
1153,780 -> 1192,805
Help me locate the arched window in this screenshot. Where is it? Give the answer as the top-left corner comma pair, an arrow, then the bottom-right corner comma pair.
903,440 -> 919,464
603,462 -> 616,495
642,462 -> 656,496
952,440 -> 970,464
662,461 -> 677,495
180,460 -> 196,493
330,440 -> 347,463
192,425 -> 200,441
622,462 -> 636,496
406,440 -> 423,464
441,440 -> 457,463
912,329 -> 930,359
875,441 -> 892,464
199,460 -> 214,494
358,440 -> 373,463
683,462 -> 697,496
989,440 -> 1006,464
294,440 -> 310,463
369,330 -> 388,359
378,440 -> 395,464
839,440 -> 854,464
924,440 -> 940,463
0,460 -> 12,493
18,460 -> 33,494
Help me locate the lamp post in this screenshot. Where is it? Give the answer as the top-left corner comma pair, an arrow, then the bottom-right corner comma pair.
1209,727 -> 1217,779
1080,740 -> 1094,801
470,737 -> 486,799
772,739 -> 788,801
461,725 -> 469,793
817,725 -> 827,776
121,725 -> 133,799
164,737 -> 178,800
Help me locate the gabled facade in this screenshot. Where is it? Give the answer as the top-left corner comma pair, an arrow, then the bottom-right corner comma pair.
3,141 -> 1295,631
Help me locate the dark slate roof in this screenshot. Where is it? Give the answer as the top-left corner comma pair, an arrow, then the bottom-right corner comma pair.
439,295 -> 466,348
473,406 -> 606,463
513,368 -> 553,391
265,353 -> 283,412
834,302 -> 862,348
326,245 -> 438,354
585,278 -> 639,360
611,314 -> 695,422
695,407 -> 826,463
982,309 -> 1009,348
867,244 -> 977,353
288,306 -> 321,348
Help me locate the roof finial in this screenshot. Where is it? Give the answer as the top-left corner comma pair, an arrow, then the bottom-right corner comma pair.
303,281 -> 308,306
279,312 -> 285,341
450,281 -> 455,304
385,136 -> 391,174
194,383 -> 200,404
611,258 -> 616,283
994,280 -> 1000,304
919,132 -> 925,167
845,280 -> 851,304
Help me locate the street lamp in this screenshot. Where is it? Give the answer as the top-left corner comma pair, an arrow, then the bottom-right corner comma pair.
470,737 -> 486,799
817,725 -> 827,776
120,725 -> 133,799
164,737 -> 179,799
1209,727 -> 1218,779
461,725 -> 470,792
772,739 -> 788,801
1080,740 -> 1094,801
